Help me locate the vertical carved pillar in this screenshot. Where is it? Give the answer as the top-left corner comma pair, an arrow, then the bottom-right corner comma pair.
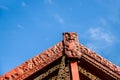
63,32 -> 82,80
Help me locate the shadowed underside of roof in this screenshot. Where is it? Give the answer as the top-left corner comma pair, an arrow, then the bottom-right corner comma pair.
0,32 -> 120,80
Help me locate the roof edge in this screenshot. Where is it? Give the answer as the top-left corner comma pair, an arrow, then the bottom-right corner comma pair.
79,43 -> 120,79
0,42 -> 63,80
1,32 -> 120,79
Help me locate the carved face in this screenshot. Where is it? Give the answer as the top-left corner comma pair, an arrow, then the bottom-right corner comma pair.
63,32 -> 78,42
63,32 -> 81,59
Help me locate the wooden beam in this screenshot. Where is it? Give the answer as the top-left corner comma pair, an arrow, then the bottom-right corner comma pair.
70,61 -> 80,80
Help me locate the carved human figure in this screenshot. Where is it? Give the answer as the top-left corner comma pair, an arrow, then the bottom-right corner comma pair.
63,32 -> 82,59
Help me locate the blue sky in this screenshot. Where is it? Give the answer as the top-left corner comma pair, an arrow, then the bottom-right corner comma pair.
0,0 -> 120,75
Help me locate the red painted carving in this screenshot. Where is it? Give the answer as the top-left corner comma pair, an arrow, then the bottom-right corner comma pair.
0,32 -> 120,80
0,42 -> 63,80
79,44 -> 120,79
63,32 -> 82,59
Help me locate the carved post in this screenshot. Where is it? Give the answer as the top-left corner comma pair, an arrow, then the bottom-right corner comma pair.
63,32 -> 82,80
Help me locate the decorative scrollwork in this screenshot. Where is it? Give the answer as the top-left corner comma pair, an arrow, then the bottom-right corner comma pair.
78,66 -> 101,80
34,65 -> 60,80
34,56 -> 70,80
57,56 -> 70,80
79,43 -> 120,78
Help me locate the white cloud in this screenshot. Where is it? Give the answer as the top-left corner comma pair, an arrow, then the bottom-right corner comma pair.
0,5 -> 8,10
17,24 -> 24,29
21,1 -> 27,7
54,14 -> 64,24
89,28 -> 114,43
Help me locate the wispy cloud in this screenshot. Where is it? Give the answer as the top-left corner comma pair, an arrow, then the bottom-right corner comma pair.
88,28 -> 114,43
86,43 -> 98,51
0,5 -> 8,10
53,14 -> 64,24
21,1 -> 27,7
85,27 -> 115,53
17,24 -> 24,29
85,43 -> 107,53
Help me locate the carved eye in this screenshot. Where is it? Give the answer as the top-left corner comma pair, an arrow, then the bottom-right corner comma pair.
5,77 -> 9,80
68,37 -> 71,40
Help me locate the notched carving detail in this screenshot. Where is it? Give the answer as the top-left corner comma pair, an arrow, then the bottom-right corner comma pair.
79,44 -> 120,78
34,65 -> 60,80
0,42 -> 63,80
63,32 -> 82,59
78,66 -> 101,80
1,33 -> 120,80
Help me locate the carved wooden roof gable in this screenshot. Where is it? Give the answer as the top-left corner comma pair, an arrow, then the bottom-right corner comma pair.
0,32 -> 120,80
0,42 -> 63,80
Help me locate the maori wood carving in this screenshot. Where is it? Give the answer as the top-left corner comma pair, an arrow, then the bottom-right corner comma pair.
0,42 -> 63,80
63,32 -> 82,59
57,56 -> 70,80
78,66 -> 101,80
0,32 -> 120,80
34,64 -> 60,80
78,44 -> 120,79
63,32 -> 80,80
34,56 -> 70,80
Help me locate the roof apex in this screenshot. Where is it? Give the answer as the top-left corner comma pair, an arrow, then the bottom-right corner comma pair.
1,32 -> 120,80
